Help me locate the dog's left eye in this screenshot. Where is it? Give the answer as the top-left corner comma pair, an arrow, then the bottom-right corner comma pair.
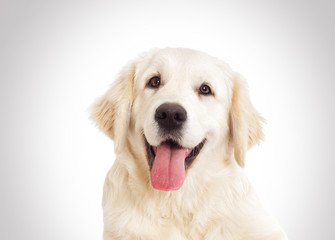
147,76 -> 161,88
199,84 -> 212,95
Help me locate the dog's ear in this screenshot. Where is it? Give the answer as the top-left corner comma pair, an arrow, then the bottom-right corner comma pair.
91,61 -> 136,154
229,74 -> 264,167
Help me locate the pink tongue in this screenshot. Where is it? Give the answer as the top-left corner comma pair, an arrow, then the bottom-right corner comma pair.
151,143 -> 187,191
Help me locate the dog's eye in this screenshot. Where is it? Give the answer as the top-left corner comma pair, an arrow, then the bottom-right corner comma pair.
199,84 -> 212,95
147,76 -> 161,88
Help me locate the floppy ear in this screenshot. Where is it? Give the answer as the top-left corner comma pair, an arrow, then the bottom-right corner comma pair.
91,62 -> 136,154
229,74 -> 264,167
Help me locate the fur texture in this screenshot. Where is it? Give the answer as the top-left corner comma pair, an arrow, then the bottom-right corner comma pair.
91,48 -> 287,240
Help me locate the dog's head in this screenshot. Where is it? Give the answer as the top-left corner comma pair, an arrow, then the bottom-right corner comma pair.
91,48 -> 263,191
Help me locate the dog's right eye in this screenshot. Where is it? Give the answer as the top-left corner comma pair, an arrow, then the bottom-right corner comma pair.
199,83 -> 213,96
147,76 -> 161,88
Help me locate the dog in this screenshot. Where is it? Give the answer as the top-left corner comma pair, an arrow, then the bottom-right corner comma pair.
91,48 -> 287,239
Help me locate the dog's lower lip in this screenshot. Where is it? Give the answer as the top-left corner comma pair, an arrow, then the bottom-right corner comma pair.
145,138 -> 206,170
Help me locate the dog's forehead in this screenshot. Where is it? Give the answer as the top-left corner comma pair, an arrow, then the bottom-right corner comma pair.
135,48 -> 232,87
150,48 -> 218,72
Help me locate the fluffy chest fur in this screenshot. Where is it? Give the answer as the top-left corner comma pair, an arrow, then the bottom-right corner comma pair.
103,158 -> 244,239
102,156 -> 283,240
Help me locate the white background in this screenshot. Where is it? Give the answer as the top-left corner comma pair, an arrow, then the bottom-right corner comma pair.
1,0 -> 334,239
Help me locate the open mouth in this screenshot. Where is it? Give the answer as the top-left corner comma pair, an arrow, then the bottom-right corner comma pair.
145,137 -> 206,191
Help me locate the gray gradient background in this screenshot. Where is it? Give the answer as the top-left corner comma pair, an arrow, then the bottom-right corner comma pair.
0,0 -> 334,239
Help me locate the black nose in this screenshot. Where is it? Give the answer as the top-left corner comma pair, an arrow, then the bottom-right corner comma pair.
155,103 -> 187,131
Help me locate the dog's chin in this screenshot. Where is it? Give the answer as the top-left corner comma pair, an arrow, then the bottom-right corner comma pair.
144,136 -> 206,191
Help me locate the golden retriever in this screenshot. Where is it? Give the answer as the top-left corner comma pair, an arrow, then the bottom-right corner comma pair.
91,48 -> 287,239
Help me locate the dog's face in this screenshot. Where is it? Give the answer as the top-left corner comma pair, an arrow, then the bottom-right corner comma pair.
92,48 -> 263,191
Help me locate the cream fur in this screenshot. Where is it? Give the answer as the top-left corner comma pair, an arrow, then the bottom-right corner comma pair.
91,48 -> 287,240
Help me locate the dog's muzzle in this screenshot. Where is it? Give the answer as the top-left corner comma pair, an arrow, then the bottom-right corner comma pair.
145,102 -> 206,191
